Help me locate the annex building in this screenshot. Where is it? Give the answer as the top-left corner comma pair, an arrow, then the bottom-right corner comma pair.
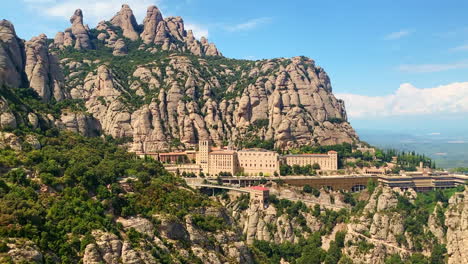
283,152 -> 338,171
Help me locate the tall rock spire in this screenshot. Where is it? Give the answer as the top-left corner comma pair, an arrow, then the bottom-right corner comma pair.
25,34 -> 68,102
110,4 -> 140,41
140,5 -> 164,44
0,19 -> 26,88
70,9 -> 92,50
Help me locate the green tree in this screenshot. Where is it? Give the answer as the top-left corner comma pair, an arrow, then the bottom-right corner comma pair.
384,254 -> 404,264
430,244 -> 447,264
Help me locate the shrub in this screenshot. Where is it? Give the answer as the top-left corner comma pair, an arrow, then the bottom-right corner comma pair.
192,214 -> 225,232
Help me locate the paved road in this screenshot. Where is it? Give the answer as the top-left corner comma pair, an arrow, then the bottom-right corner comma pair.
348,230 -> 413,254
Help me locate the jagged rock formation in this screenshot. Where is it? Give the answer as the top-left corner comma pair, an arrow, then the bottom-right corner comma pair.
53,9 -> 91,50
60,54 -> 357,151
346,186 -> 414,263
0,96 -> 17,129
110,4 -> 140,41
3,239 -> 43,263
231,197 -> 323,244
81,214 -> 254,264
25,34 -> 68,101
445,188 -> 468,264
0,19 -> 25,88
70,9 -> 92,50
140,6 -> 163,44
1,4 -> 358,150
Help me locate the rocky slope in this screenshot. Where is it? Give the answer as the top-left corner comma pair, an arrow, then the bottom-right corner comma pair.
0,4 -> 358,150
445,188 -> 468,264
0,125 -> 467,263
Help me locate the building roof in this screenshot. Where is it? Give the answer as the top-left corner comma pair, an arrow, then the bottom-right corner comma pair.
159,152 -> 187,156
238,148 -> 276,153
210,151 -> 236,155
284,153 -> 330,157
328,151 -> 338,154
249,186 -> 269,191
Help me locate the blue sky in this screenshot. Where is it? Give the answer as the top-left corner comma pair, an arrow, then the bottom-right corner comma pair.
2,0 -> 468,134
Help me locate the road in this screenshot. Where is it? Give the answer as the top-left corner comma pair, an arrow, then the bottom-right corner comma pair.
348,230 -> 413,254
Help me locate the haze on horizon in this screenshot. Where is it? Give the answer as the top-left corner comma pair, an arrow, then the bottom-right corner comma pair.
1,0 -> 468,134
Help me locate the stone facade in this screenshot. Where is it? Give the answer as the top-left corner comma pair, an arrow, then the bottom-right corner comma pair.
238,149 -> 279,176
194,141 -> 338,176
208,151 -> 238,176
196,141 -> 279,176
283,151 -> 338,171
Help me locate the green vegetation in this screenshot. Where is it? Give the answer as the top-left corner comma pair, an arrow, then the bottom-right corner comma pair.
326,117 -> 345,124
280,164 -> 318,176
252,231 -> 349,264
0,131 -> 213,262
237,136 -> 275,150
391,187 -> 464,253
191,214 -> 226,232
303,185 -> 321,197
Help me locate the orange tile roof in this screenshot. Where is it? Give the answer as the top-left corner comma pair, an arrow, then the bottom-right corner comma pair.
249,186 -> 269,191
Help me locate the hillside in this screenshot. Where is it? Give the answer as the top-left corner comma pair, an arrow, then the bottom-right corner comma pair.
3,3 -> 468,264
1,125 -> 467,263
0,4 -> 358,152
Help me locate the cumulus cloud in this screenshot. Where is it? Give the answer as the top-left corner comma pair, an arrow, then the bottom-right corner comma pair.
398,61 -> 468,73
384,30 -> 412,40
336,82 -> 468,119
226,17 -> 271,32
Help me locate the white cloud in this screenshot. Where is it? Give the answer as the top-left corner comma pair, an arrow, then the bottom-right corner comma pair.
185,23 -> 209,38
336,82 -> 468,119
384,30 -> 412,40
450,44 -> 468,52
24,0 -> 161,26
226,17 -> 271,32
398,61 -> 468,73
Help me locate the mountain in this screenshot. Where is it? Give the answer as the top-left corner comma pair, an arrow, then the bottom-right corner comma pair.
0,4 -> 358,151
4,4 -> 468,264
1,128 -> 467,263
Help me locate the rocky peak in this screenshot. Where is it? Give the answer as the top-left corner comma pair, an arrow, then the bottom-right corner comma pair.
50,4 -> 222,57
25,34 -> 68,101
0,19 -> 26,88
70,9 -> 84,25
164,16 -> 186,41
140,5 -> 164,44
110,4 -> 140,41
66,9 -> 92,50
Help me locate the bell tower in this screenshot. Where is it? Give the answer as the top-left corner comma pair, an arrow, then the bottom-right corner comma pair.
196,140 -> 211,174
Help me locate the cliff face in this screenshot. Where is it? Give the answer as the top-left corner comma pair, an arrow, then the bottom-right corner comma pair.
61,54 -> 357,151
0,20 -> 26,88
0,4 -> 358,150
445,188 -> 468,264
